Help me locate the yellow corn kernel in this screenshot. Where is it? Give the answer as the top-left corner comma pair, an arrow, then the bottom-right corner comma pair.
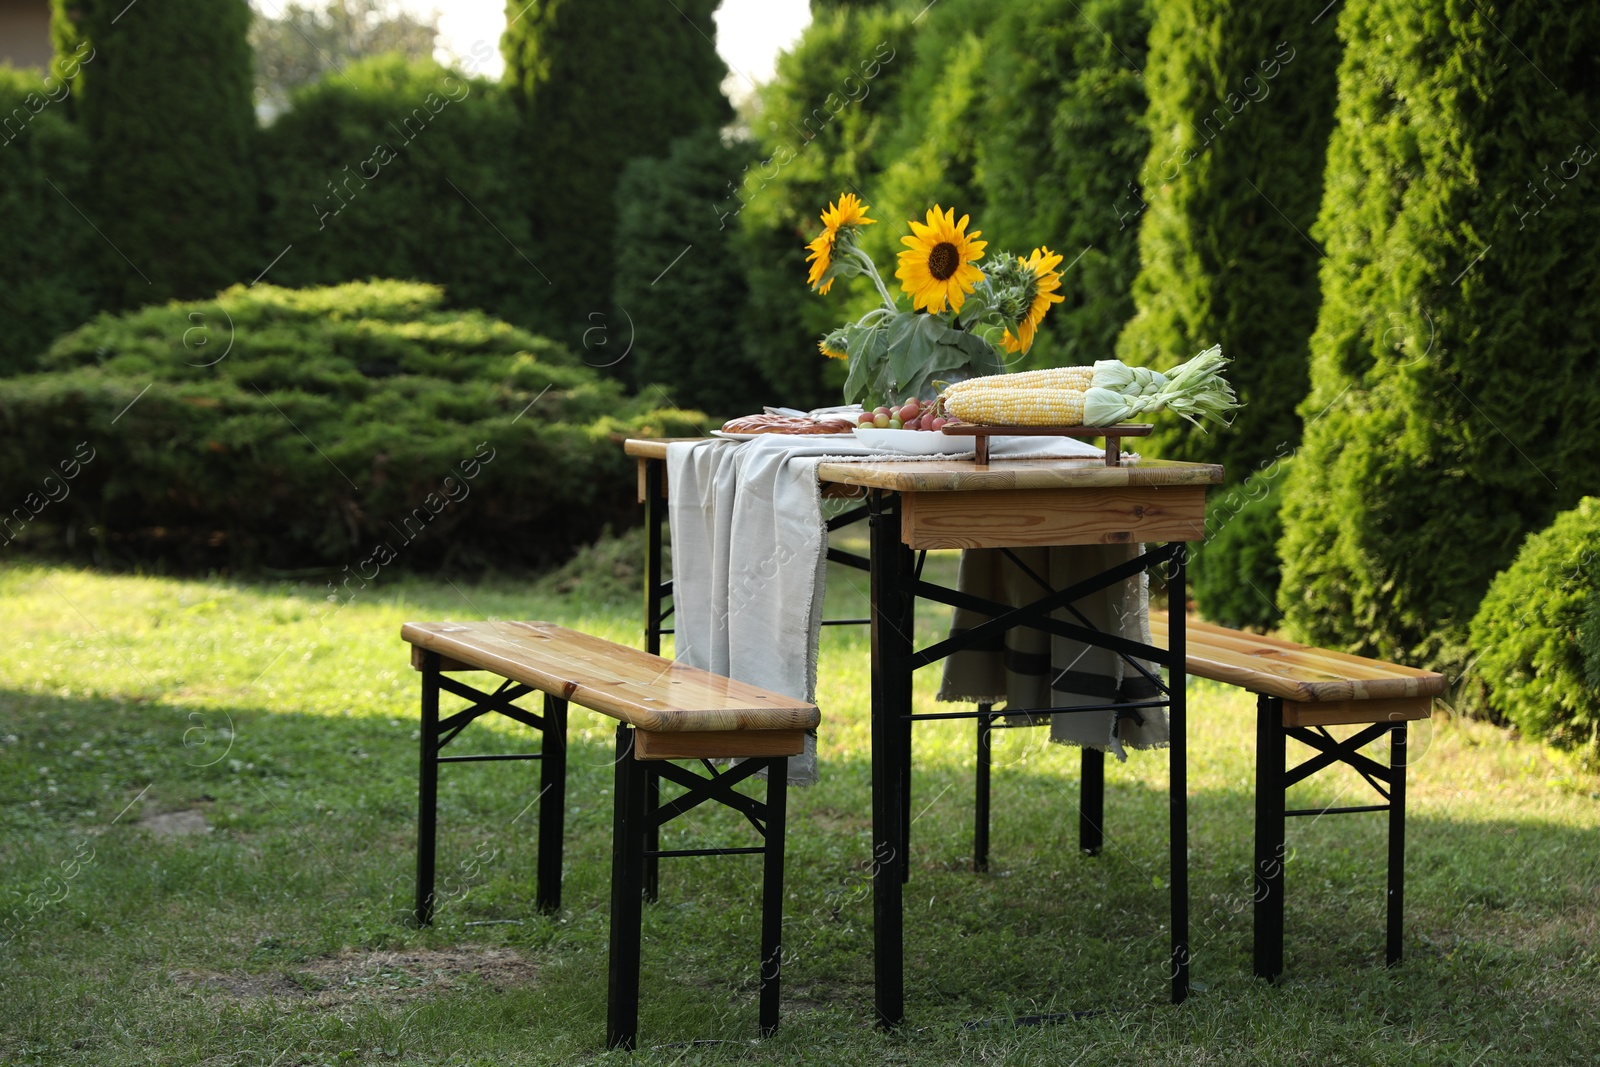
945,366 -> 1093,398
945,384 -> 1087,426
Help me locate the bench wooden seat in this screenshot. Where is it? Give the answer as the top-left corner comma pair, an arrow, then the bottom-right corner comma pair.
401,620 -> 818,1050
404,620 -> 818,758
1148,613 -> 1442,725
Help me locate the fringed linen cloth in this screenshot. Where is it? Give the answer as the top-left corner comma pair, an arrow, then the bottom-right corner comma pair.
936,545 -> 1168,760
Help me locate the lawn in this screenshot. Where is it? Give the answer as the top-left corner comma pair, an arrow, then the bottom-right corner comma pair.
1,543 -> 1596,1065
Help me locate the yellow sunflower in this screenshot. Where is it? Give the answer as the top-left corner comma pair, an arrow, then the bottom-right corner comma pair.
806,192 -> 875,295
895,205 -> 987,314
818,338 -> 848,361
1001,246 -> 1067,354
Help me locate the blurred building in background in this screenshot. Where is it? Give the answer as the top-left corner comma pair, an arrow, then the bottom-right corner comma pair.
0,0 -> 50,71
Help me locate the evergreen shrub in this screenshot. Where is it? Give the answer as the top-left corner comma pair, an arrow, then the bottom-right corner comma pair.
259,55 -> 541,332
503,0 -> 731,349
1277,0 -> 1600,672
1469,499 -> 1600,760
0,282 -> 702,571
974,0 -> 1151,373
0,67 -> 96,375
1191,456 -> 1292,631
737,4 -> 916,407
613,130 -> 766,416
1116,0 -> 1341,475
50,0 -> 259,308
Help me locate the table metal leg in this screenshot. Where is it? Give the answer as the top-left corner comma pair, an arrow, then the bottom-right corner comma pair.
974,705 -> 993,873
643,457 -> 667,656
901,713 -> 913,885
1254,694 -> 1286,982
1387,723 -> 1407,966
1079,747 -> 1105,856
1168,544 -> 1190,1005
759,758 -> 789,1037
642,458 -> 667,902
869,491 -> 911,1028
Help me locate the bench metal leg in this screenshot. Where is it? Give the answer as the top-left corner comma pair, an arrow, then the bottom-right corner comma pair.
607,725 -> 647,1051
1254,694 -> 1286,982
1080,746 -> 1105,856
414,652 -> 441,927
537,694 -> 567,914
759,758 -> 789,1037
1387,723 -> 1407,966
973,706 -> 993,872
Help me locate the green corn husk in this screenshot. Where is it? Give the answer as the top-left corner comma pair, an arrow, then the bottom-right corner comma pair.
1083,345 -> 1239,428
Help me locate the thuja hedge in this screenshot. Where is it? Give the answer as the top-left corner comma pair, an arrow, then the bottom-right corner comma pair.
0,67 -> 95,376
0,281 -> 703,571
503,0 -> 730,349
50,0 -> 259,309
613,130 -> 767,416
260,55 -> 543,335
1277,0 -> 1600,672
1190,455 -> 1293,632
1470,499 -> 1600,760
1116,0 -> 1341,475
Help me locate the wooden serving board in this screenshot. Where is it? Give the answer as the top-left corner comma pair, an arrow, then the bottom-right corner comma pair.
938,423 -> 1153,466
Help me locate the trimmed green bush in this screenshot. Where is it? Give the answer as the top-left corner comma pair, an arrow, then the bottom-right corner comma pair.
1191,454 -> 1293,631
50,0 -> 258,308
260,55 -> 541,332
974,0 -> 1151,372
503,0 -> 731,349
1278,0 -> 1600,672
737,3 -> 917,407
740,0 -> 1151,405
0,281 -> 702,571
0,66 -> 96,376
613,130 -> 766,416
1581,589 -> 1600,694
1469,499 -> 1600,760
1116,0 -> 1340,475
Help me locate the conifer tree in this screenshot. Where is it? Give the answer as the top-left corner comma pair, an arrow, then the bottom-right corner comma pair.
502,0 -> 731,351
1277,0 -> 1600,671
1116,0 -> 1341,476
51,0 -> 259,308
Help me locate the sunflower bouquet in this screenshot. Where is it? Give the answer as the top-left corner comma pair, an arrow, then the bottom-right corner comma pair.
807,194 -> 1065,409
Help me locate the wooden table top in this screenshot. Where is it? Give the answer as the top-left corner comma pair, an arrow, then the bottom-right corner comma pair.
622,437 -> 1224,492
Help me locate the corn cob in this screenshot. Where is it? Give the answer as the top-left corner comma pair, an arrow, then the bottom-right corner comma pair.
944,383 -> 1087,426
939,349 -> 1238,429
943,365 -> 1092,398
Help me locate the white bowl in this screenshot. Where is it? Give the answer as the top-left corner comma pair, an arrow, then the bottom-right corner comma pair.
851,427 -> 970,456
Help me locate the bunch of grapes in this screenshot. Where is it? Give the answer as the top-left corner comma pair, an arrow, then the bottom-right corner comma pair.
856,397 -> 950,431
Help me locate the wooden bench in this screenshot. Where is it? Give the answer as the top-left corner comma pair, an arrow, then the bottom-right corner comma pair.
401,620 -> 820,1050
971,611 -> 1444,980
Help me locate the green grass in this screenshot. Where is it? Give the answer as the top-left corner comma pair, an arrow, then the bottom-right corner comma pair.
1,545 -> 1597,1065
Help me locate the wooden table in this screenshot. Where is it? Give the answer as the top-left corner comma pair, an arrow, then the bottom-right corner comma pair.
624,438 -> 1223,1025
